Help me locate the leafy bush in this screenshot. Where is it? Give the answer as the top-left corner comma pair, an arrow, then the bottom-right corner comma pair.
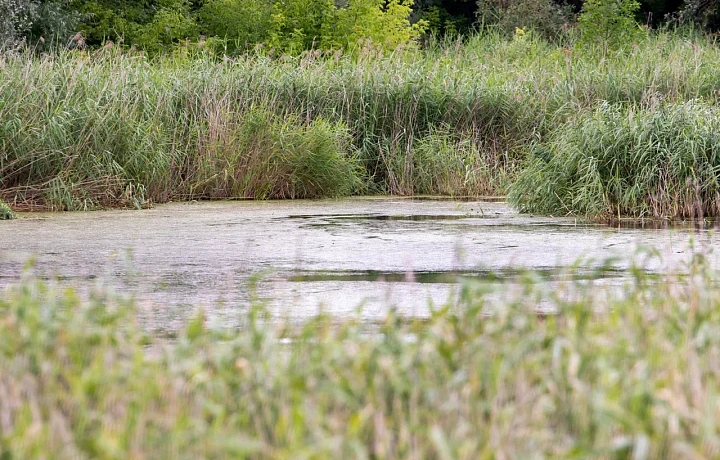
674,0 -> 720,32
0,0 -> 77,49
323,0 -> 427,51
577,0 -> 647,52
197,0 -> 273,54
0,200 -> 14,219
72,0 -> 196,51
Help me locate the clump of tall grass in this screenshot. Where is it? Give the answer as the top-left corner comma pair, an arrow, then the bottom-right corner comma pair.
510,101 -> 720,219
405,128 -> 511,196
2,254 -> 720,457
0,200 -> 14,219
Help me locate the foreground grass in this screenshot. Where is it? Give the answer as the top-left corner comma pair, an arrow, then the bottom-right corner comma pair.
2,31 -> 720,214
2,254 -> 720,458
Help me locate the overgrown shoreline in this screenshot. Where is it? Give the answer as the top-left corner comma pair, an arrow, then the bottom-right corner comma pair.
2,254 -> 719,457
2,31 -> 720,218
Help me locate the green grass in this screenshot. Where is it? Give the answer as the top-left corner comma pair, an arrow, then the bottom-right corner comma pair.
0,200 -> 14,219
509,101 -> 720,219
2,31 -> 720,213
1,254 -> 719,457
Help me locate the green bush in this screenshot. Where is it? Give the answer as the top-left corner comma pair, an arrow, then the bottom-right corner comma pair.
197,0 -> 272,54
0,0 -> 77,49
71,0 -> 196,51
577,0 -> 646,52
476,0 -> 575,41
323,0 -> 426,52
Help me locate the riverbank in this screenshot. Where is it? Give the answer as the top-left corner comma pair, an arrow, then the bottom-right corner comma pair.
2,31 -> 720,218
1,252 -> 717,457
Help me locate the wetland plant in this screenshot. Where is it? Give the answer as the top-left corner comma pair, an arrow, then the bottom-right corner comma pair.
510,101 -> 720,219
1,254 -> 719,457
2,32 -> 720,212
0,200 -> 14,219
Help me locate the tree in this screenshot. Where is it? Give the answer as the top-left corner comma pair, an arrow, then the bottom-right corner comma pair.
476,0 -> 575,40
0,0 -> 77,48
578,0 -> 646,52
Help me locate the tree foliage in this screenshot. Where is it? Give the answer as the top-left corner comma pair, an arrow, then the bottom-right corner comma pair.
477,0 -> 575,40
1,0 -> 718,54
0,0 -> 77,48
578,0 -> 646,51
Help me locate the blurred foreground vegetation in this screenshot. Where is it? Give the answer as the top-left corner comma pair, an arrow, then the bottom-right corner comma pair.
2,253 -> 720,457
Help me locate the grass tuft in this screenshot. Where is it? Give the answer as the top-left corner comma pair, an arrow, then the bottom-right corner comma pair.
510,101 -> 720,219
0,200 -> 14,219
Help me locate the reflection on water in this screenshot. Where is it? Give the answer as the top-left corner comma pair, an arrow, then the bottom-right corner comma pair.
286,267 -> 626,283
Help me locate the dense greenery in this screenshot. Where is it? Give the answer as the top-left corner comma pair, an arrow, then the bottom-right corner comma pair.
2,253 -> 720,457
510,101 -> 720,219
1,0 -> 719,54
3,30 -> 720,216
2,1 -> 720,217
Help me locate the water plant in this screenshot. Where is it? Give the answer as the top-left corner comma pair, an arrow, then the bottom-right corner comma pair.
510,101 -> 720,219
0,200 -> 14,219
2,31 -> 720,212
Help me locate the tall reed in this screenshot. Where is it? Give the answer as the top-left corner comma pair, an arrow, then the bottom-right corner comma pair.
510,101 -> 720,219
2,31 -> 720,211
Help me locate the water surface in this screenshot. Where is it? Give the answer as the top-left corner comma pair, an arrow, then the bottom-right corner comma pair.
1,198 -> 716,329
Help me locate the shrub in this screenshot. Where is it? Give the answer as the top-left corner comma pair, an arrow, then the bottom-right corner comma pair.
323,0 -> 427,51
72,0 -> 196,52
0,200 -> 14,219
197,0 -> 272,54
577,0 -> 646,52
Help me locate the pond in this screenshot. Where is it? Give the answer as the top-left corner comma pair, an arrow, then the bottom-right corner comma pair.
1,198 -> 717,331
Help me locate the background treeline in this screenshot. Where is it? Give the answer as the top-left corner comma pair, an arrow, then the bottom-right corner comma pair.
1,0 -> 719,54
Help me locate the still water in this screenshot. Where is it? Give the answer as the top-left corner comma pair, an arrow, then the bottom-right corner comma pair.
1,198 -> 717,330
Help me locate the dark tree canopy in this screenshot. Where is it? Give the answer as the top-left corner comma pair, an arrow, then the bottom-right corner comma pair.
0,0 -> 717,53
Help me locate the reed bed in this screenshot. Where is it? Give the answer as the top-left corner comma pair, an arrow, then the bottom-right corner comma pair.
1,254 -> 719,458
510,101 -> 720,219
1,31 -> 720,213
